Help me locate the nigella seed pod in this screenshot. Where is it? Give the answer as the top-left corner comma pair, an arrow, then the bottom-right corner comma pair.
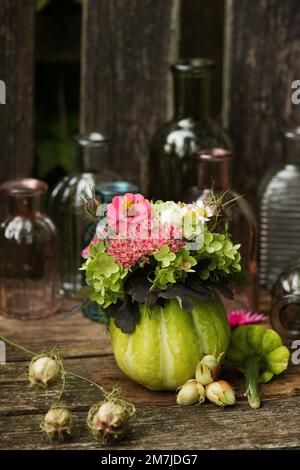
176,379 -> 206,405
206,380 -> 236,407
195,355 -> 220,385
41,405 -> 73,441
86,197 -> 100,216
28,355 -> 61,388
87,400 -> 136,444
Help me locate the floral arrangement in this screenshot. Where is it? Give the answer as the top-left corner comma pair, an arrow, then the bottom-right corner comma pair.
80,193 -> 242,333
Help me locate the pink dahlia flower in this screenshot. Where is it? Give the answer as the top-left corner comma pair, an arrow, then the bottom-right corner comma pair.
227,310 -> 267,329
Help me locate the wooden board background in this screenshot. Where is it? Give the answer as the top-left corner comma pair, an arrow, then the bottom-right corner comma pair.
223,0 -> 300,206
0,0 -> 35,185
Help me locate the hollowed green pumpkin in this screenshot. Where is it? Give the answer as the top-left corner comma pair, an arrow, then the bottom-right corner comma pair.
110,294 -> 231,391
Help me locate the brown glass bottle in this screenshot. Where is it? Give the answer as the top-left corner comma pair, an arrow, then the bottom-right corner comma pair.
0,179 -> 59,319
149,58 -> 231,202
187,148 -> 259,311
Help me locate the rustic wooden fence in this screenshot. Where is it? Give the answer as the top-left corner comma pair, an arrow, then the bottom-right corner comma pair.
1,0 -> 300,205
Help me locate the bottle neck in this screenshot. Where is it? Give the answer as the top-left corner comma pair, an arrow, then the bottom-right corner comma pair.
173,73 -> 211,121
9,194 -> 41,215
196,158 -> 231,191
284,137 -> 300,164
78,145 -> 109,174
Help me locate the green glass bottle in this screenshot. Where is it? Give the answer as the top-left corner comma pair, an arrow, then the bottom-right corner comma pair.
149,58 -> 231,202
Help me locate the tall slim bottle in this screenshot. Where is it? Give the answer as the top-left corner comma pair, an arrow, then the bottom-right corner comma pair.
48,132 -> 119,294
149,58 -> 231,201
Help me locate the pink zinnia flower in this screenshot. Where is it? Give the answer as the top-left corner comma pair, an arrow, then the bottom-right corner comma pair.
227,310 -> 267,329
106,193 -> 152,237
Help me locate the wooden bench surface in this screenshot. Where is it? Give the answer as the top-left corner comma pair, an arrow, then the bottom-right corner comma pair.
0,295 -> 300,450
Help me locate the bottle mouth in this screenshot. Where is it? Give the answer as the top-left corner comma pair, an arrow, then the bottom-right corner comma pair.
0,178 -> 48,197
74,132 -> 110,148
171,58 -> 216,77
194,148 -> 233,162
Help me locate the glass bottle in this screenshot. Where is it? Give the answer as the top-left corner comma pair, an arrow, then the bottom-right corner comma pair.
270,257 -> 300,339
259,127 -> 300,290
149,58 -> 231,202
48,132 -> 120,295
82,181 -> 139,321
186,148 -> 259,311
0,179 -> 59,319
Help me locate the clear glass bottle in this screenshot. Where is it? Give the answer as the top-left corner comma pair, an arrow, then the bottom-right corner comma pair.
0,179 -> 59,319
186,148 -> 259,311
270,257 -> 300,339
259,127 -> 300,290
149,58 -> 231,202
48,132 -> 119,295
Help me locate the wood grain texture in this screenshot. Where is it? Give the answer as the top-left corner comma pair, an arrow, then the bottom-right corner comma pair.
1,398 -> 300,450
223,0 -> 300,206
0,0 -> 35,184
0,356 -> 299,413
0,300 -> 111,361
80,0 -> 180,194
0,295 -> 299,449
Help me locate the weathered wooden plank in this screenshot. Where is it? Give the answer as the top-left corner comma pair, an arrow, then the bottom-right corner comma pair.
80,0 -> 180,194
0,0 -> 35,185
180,0 -> 224,118
223,0 -> 300,206
1,396 -> 300,450
0,356 -> 299,414
0,301 -> 111,361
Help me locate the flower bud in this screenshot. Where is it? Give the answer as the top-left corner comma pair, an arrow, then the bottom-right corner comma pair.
195,355 -> 220,385
176,379 -> 206,405
41,405 -> 73,441
206,380 -> 236,407
29,355 -> 61,388
87,400 -> 136,444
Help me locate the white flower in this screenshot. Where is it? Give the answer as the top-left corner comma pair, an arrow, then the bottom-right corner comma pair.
153,201 -> 185,229
194,199 -> 215,221
160,203 -> 184,227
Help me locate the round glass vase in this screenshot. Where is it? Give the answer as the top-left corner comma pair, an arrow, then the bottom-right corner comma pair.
149,58 -> 232,202
0,179 -> 59,320
110,295 -> 230,391
270,257 -> 300,339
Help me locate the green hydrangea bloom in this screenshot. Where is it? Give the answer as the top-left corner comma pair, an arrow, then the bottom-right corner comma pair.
195,230 -> 241,281
80,242 -> 128,308
151,247 -> 197,290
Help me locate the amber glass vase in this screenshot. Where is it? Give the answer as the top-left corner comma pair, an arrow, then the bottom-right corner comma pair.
186,149 -> 259,311
149,58 -> 231,201
0,179 -> 59,319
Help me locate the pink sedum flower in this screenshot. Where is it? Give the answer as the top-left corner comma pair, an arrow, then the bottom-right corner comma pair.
81,237 -> 101,259
107,234 -> 185,270
81,246 -> 90,259
227,310 -> 267,329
